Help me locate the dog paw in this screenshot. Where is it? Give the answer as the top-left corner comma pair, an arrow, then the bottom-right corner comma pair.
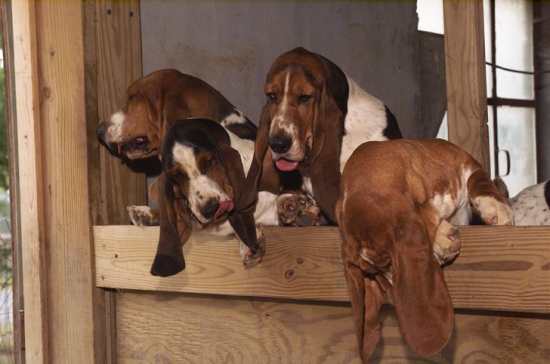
127,205 -> 159,226
277,192 -> 322,226
472,196 -> 514,225
433,220 -> 461,265
239,228 -> 266,269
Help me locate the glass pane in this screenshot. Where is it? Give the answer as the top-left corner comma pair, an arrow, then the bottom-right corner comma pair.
417,0 -> 444,34
495,107 -> 536,196
495,0 -> 534,99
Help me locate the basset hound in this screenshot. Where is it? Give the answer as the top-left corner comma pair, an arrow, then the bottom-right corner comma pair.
494,177 -> 550,226
243,47 -> 402,223
96,69 -> 257,175
336,139 -> 512,362
150,117 -> 322,276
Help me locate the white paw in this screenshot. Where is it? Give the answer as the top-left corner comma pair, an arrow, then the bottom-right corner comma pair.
433,220 -> 461,265
472,196 -> 514,225
127,205 -> 158,226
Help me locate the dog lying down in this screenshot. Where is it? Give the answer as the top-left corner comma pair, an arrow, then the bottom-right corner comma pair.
336,139 -> 512,362
131,118 -> 321,277
494,177 -> 550,226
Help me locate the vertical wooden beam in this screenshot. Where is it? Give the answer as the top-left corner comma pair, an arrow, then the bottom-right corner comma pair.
443,0 -> 490,171
11,0 -> 48,362
0,1 -> 26,362
90,0 -> 146,226
85,1 -> 144,363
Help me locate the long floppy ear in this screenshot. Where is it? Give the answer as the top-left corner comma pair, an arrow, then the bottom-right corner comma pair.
308,83 -> 345,224
240,105 -> 271,212
390,218 -> 454,357
150,173 -> 191,277
342,251 -> 385,363
218,144 -> 259,253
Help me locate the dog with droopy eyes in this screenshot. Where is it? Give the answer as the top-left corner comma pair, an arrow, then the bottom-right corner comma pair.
242,47 -> 402,224
150,118 -> 279,276
336,139 -> 513,362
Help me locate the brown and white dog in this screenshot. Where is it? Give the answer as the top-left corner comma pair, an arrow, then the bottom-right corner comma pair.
150,118 -> 278,276
96,69 -> 257,175
244,47 -> 402,223
494,177 -> 550,226
336,139 -> 512,362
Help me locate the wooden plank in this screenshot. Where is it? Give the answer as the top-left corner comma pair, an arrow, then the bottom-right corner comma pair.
94,226 -> 550,313
116,291 -> 550,364
85,2 -> 144,363
93,0 -> 146,225
443,1 -> 490,170
10,1 -> 48,362
1,1 -> 26,362
34,1 -> 97,362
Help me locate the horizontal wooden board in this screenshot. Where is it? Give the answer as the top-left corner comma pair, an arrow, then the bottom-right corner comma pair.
94,226 -> 550,313
116,291 -> 550,364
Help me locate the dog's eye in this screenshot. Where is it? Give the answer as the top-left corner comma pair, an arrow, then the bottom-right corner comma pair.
266,93 -> 277,103
202,157 -> 216,171
298,94 -> 312,104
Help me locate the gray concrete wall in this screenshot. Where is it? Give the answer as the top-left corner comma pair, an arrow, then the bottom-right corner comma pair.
141,0 -> 422,138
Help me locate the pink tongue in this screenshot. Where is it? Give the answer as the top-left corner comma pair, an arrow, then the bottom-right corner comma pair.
215,200 -> 234,219
275,159 -> 299,172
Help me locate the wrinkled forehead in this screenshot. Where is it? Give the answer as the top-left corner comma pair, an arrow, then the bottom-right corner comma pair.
265,65 -> 320,94
170,143 -> 205,178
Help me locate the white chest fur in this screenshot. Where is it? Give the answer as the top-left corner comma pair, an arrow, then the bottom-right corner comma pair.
340,76 -> 389,173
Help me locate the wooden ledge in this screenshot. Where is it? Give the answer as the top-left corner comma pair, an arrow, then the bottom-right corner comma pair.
94,225 -> 550,314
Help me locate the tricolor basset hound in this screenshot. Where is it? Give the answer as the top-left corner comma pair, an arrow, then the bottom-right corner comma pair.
494,177 -> 550,226
336,139 -> 512,362
96,69 -> 257,175
243,47 -> 402,223
150,118 -> 278,276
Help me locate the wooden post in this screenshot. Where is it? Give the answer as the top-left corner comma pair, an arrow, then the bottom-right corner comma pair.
443,0 -> 490,171
12,1 -> 102,362
84,1 -> 145,363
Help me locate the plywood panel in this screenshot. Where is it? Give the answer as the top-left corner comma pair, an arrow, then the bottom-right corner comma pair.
95,226 -> 550,313
116,292 -> 550,364
444,1 -> 490,170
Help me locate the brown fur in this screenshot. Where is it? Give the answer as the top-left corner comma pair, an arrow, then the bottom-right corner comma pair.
337,139 -> 510,362
243,48 -> 346,221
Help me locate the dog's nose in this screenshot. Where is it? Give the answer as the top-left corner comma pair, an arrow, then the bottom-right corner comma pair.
96,122 -> 108,142
269,134 -> 292,154
201,198 -> 220,219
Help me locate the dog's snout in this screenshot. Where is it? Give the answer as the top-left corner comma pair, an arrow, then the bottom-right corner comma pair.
96,122 -> 108,141
269,134 -> 292,154
201,198 -> 220,219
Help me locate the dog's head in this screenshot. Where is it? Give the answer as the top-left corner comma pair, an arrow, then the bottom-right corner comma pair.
96,70 -> 174,164
337,197 -> 454,361
259,47 -> 348,172
150,118 -> 259,277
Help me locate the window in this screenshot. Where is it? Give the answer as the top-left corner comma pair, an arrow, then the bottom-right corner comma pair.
420,0 -> 537,196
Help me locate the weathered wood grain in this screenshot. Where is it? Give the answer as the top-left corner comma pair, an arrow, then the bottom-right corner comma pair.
116,292 -> 550,364
444,0 -> 490,170
93,0 -> 146,225
86,2 -> 144,363
11,1 -> 48,362
35,1 -> 99,362
94,226 -> 550,313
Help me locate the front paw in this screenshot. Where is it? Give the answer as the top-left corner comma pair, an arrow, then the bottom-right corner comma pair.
472,196 -> 514,225
127,205 -> 159,226
433,220 -> 461,265
239,228 -> 266,269
277,192 -> 322,226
